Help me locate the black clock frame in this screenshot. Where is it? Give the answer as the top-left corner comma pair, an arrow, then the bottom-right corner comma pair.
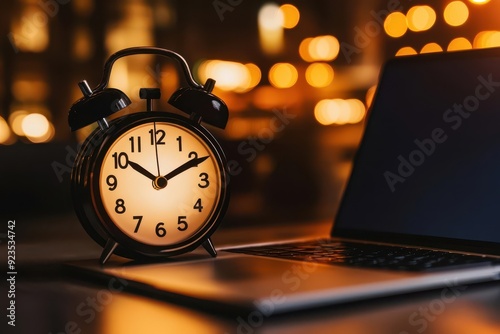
71,111 -> 230,261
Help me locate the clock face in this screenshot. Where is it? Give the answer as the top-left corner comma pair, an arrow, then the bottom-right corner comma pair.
96,120 -> 222,247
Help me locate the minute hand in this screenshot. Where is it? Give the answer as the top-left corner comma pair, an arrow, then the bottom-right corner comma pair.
164,156 -> 209,180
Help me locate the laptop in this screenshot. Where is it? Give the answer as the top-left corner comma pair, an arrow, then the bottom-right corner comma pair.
68,47 -> 500,315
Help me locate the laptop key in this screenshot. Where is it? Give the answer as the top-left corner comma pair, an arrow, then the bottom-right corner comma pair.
225,239 -> 497,272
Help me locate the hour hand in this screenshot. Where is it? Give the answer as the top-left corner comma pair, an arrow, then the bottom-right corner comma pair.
128,161 -> 156,181
164,156 -> 209,180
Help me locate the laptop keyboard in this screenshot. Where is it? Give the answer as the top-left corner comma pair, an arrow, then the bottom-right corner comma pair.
225,239 -> 497,272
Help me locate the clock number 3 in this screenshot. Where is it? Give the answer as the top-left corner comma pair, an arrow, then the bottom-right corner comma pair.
198,173 -> 209,188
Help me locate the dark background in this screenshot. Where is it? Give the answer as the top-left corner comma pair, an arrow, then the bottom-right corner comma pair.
1,0 -> 500,227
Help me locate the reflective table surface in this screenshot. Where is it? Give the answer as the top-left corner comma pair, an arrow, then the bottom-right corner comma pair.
5,213 -> 500,334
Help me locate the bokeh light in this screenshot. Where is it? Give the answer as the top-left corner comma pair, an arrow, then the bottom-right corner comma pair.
9,110 -> 29,136
198,60 -> 261,92
396,46 -> 418,56
469,0 -> 490,4
314,99 -> 366,126
444,1 -> 469,27
21,113 -> 49,137
305,63 -> 334,88
420,42 -> 443,54
308,35 -> 340,61
245,63 -> 262,91
406,6 -> 436,32
473,31 -> 500,49
269,63 -> 298,88
0,116 -> 12,144
384,12 -> 407,38
447,37 -> 473,51
299,38 -> 314,62
279,4 -> 300,29
258,3 -> 284,55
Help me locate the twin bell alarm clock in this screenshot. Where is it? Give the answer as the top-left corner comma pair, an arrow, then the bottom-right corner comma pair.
68,47 -> 230,264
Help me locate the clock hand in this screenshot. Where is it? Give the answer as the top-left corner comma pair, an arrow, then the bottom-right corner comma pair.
164,156 -> 209,180
128,160 -> 157,181
153,122 -> 161,176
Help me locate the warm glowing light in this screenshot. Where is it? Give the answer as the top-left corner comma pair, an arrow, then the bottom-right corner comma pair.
396,46 -> 418,56
269,63 -> 298,89
299,38 -> 314,62
259,3 -> 284,29
346,99 -> 366,124
444,1 -> 469,27
420,43 -> 443,54
258,3 -> 284,55
384,12 -> 407,38
27,123 -> 55,143
279,4 -> 300,29
366,85 -> 377,108
253,85 -> 301,109
0,117 -> 12,144
245,63 -> 262,91
469,0 -> 490,4
21,113 -> 50,138
447,37 -> 473,51
73,26 -> 94,61
473,31 -> 500,49
198,60 -> 260,93
9,110 -> 29,136
9,7 -> 49,52
305,63 -> 334,88
406,6 -> 436,32
108,60 -> 129,95
12,78 -> 49,102
314,99 -> 366,126
308,35 -> 340,61
315,99 -> 339,125
104,6 -> 154,54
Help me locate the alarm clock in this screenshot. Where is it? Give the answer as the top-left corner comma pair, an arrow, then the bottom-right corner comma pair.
69,47 -> 230,265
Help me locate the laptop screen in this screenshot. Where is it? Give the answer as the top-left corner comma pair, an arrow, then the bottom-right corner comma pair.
334,47 -> 500,248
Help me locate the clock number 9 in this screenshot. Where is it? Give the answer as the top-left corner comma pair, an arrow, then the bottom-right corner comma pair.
106,175 -> 117,191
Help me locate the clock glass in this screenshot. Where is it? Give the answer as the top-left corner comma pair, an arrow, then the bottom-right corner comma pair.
97,121 -> 222,247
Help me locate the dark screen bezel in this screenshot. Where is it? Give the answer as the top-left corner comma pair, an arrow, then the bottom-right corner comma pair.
332,47 -> 500,256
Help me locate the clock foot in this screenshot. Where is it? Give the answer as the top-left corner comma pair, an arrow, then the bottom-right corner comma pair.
100,239 -> 119,265
202,238 -> 217,257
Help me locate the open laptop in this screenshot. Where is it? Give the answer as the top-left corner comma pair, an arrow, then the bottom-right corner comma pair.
69,47 -> 500,315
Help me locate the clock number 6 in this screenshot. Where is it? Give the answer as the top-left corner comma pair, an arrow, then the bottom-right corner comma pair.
156,222 -> 167,237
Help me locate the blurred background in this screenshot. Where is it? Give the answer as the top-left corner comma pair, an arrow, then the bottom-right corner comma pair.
1,0 -> 500,226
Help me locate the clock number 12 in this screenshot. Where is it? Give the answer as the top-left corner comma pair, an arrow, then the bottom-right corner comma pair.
149,129 -> 166,145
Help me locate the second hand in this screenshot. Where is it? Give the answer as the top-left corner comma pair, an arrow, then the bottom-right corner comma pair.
153,122 -> 161,176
